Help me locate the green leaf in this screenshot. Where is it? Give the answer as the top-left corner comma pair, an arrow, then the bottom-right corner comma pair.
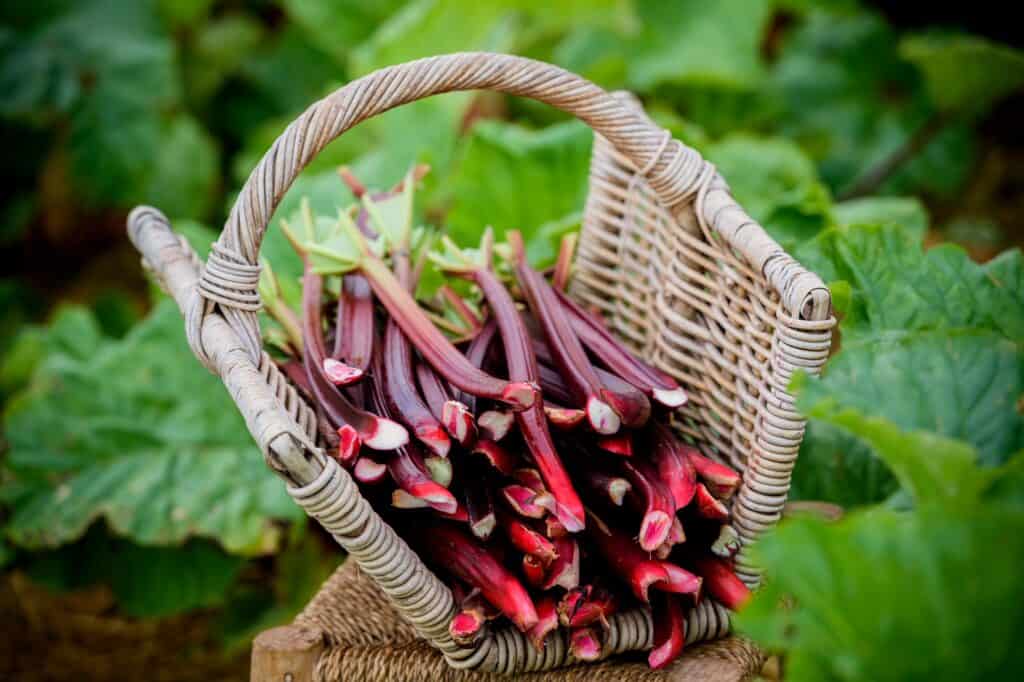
446,119 -> 592,265
2,299 -> 303,555
737,504 -> 1024,680
182,13 -> 264,103
350,0 -> 518,76
768,8 -> 976,197
706,134 -> 833,250
796,224 -> 1024,342
797,329 -> 1023,491
281,0 -> 405,64
1,305 -> 104,398
627,0 -> 771,91
901,33 -> 1024,116
831,196 -> 928,241
143,114 -> 221,221
1,0 -> 183,205
802,329 -> 1024,473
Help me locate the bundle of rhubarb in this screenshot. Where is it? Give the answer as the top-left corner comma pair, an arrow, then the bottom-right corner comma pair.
261,167 -> 749,670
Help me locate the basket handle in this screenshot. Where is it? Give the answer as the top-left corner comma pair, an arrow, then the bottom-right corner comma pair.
190,52 -> 708,366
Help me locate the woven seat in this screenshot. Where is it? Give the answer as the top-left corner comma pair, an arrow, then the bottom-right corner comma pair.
128,52 -> 834,677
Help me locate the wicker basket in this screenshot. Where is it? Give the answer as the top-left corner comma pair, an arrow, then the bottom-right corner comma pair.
127,52 -> 834,675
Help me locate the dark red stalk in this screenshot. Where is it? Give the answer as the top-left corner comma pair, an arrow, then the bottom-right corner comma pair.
471,439 -> 517,475
569,627 -> 602,661
384,249 -> 451,457
650,423 -> 697,509
587,514 -> 669,602
619,460 -> 675,552
385,446 -> 457,514
542,537 -> 580,591
359,255 -> 538,410
695,483 -> 730,521
691,558 -> 750,610
501,485 -> 552,519
417,524 -> 538,632
322,358 -> 363,386
527,596 -> 559,652
507,231 -> 619,434
436,503 -> 469,523
648,594 -> 685,669
499,510 -> 557,565
596,434 -> 633,457
580,471 -> 632,507
458,318 -> 499,412
332,275 -> 375,372
531,338 -> 651,428
442,401 -> 477,447
658,563 -> 702,599
460,262 -> 585,532
414,360 -> 451,422
464,466 -> 496,540
559,586 -> 617,629
685,447 -> 742,500
555,289 -> 687,409
522,554 -> 546,588
301,270 -> 408,450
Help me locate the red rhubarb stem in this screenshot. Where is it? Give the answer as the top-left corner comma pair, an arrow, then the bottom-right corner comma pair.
648,594 -> 685,669
556,288 -> 687,408
417,524 -> 538,632
620,459 -> 676,552
465,263 -> 586,532
507,231 -> 619,434
692,557 -> 751,610
359,255 -> 538,410
301,270 -> 408,450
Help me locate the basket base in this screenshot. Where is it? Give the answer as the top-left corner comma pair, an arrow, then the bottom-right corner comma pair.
266,561 -> 765,681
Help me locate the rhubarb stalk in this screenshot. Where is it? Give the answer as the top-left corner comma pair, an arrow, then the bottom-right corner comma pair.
507,230 -> 620,434
440,235 -> 585,531
417,524 -> 538,632
648,594 -> 685,669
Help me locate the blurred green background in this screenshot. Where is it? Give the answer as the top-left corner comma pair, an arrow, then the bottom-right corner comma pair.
2,1 -> 1022,680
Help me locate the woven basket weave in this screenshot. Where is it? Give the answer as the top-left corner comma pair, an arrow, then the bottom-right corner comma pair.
127,52 -> 834,675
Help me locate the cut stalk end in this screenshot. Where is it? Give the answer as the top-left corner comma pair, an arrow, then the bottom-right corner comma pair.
477,409 -> 514,441
442,400 -> 477,447
652,386 -> 688,408
322,358 -> 364,386
586,396 -> 621,435
500,381 -> 541,411
363,417 -> 409,450
335,425 -> 361,465
640,510 -> 673,552
353,456 -> 386,484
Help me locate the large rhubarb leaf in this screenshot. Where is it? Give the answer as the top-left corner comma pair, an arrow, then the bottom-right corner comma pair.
446,119 -> 592,265
737,407 -> 1024,680
627,0 -> 771,91
790,223 -> 1024,505
706,134 -> 833,250
830,196 -> 928,241
796,224 -> 1024,342
2,299 -> 303,555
